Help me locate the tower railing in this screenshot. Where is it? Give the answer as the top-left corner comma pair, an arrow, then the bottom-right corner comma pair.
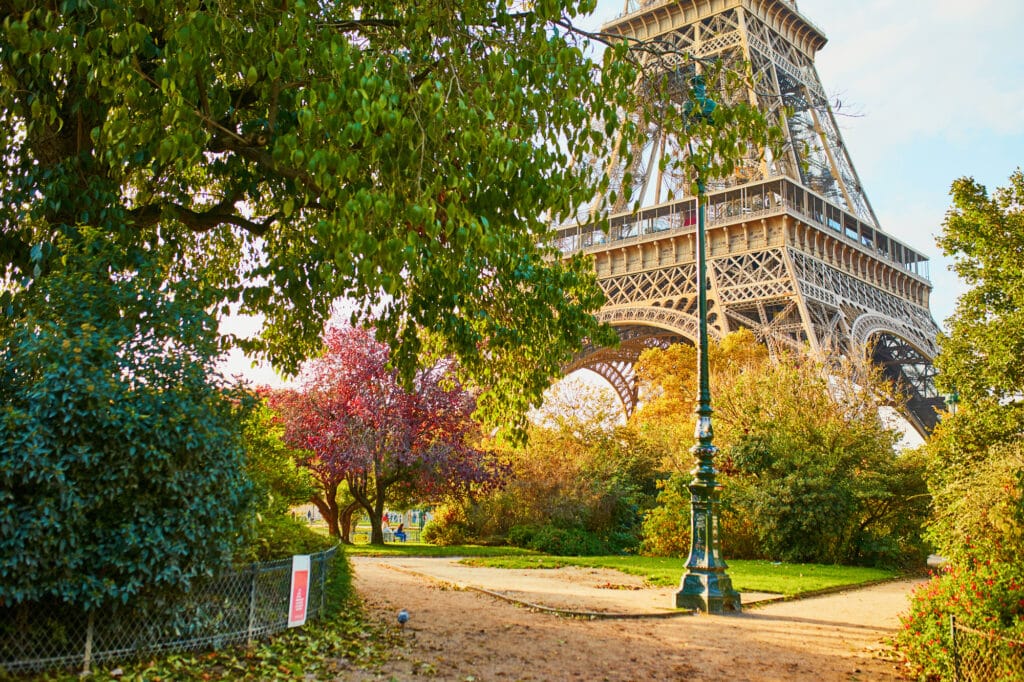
553,177 -> 930,282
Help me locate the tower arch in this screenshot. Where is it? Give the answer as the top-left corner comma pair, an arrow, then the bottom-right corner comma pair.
563,320 -> 699,416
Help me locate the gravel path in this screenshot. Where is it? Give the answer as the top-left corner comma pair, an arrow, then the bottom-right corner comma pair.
348,556 -> 920,681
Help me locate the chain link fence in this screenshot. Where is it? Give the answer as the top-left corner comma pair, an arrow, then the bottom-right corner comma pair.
0,546 -> 338,676
950,615 -> 1024,681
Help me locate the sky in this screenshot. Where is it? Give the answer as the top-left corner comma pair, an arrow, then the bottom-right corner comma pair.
224,0 -> 1024,386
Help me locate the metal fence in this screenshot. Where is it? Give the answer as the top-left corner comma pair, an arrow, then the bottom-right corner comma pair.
0,546 -> 338,675
950,615 -> 1024,681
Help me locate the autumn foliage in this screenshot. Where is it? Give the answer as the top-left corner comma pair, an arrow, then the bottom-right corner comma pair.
269,326 -> 497,544
633,329 -> 929,566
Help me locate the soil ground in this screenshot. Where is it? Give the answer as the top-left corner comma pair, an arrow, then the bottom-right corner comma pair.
348,556 -> 921,681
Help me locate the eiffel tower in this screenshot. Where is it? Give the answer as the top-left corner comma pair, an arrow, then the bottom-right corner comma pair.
557,0 -> 944,434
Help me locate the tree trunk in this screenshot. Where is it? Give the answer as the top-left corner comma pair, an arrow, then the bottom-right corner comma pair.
369,496 -> 386,545
311,484 -> 341,537
339,501 -> 360,544
368,456 -> 392,545
347,470 -> 387,545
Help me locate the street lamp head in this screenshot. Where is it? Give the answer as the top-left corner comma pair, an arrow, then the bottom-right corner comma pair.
947,389 -> 959,416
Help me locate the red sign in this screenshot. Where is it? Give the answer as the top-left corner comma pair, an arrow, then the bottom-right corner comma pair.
288,555 -> 311,627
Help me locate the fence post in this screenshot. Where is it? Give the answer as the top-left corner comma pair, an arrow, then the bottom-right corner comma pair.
82,611 -> 95,675
319,550 -> 327,616
246,563 -> 258,647
950,614 -> 959,682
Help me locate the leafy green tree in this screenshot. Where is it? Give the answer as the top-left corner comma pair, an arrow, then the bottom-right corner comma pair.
236,400 -> 340,560
925,169 -> 1024,562
243,401 -> 318,517
935,170 -> 1024,405
0,0 -> 776,435
0,232 -> 253,609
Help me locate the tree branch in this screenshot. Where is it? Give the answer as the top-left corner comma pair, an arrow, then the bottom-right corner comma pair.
128,197 -> 279,236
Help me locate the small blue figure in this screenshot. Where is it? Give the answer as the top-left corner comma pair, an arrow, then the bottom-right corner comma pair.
397,609 -> 410,627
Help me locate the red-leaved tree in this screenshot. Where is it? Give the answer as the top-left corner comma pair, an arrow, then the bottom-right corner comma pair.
269,325 -> 498,544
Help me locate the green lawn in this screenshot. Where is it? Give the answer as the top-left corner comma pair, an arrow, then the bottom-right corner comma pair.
344,543 -> 898,596
344,542 -> 540,558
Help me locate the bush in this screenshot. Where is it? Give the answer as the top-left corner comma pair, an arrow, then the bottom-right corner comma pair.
507,524 -> 609,556
640,476 -> 690,557
926,423 -> 1024,566
640,473 -> 764,560
450,424 -> 660,551
633,333 -> 929,567
422,504 -> 471,546
238,514 -> 335,563
0,234 -> 253,610
899,417 -> 1024,677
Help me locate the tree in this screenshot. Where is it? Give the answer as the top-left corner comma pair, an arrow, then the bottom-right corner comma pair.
0,0 -> 776,435
270,325 -> 496,545
935,169 -> 1024,405
631,330 -> 770,472
926,169 -> 1024,561
633,330 -> 927,565
898,170 -> 1024,678
243,400 -> 318,517
0,231 -> 253,609
237,401 -> 338,560
252,393 -> 362,542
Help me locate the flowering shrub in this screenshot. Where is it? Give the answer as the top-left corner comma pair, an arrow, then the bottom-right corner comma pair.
896,551 -> 1024,679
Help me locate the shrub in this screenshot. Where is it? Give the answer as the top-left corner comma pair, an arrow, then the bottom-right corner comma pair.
238,514 -> 335,563
640,476 -> 690,557
452,424 -> 660,551
899,419 -> 1024,676
507,524 -> 609,556
0,234 -> 253,610
422,504 -> 471,546
640,473 -> 763,560
633,333 -> 928,567
897,553 -> 1024,679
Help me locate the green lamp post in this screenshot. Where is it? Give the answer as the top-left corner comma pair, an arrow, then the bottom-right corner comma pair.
676,74 -> 741,613
947,389 -> 959,416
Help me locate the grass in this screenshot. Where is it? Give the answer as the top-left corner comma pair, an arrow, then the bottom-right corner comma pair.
458,555 -> 899,596
343,541 -> 539,558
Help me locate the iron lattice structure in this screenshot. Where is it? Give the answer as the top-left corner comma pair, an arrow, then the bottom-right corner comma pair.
558,0 -> 943,433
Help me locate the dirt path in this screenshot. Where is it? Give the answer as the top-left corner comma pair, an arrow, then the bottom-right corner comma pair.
348,557 -> 919,681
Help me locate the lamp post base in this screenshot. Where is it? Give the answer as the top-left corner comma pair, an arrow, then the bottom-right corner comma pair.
676,571 -> 742,613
